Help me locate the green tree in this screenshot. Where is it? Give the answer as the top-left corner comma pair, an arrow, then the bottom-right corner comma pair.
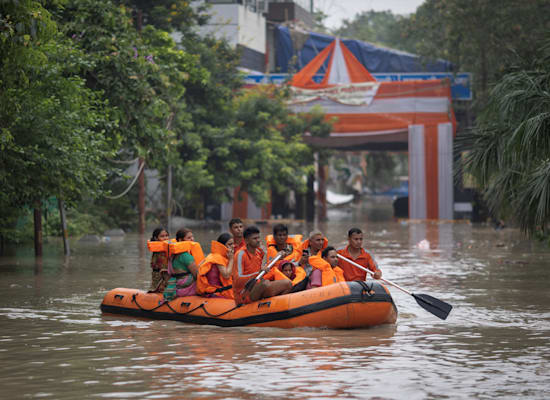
456,39 -> 550,235
334,10 -> 412,51
230,86 -> 331,206
1,1 -> 114,253
56,0 -> 210,229
403,0 -> 550,105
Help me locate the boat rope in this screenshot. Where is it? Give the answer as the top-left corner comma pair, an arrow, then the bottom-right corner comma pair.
356,281 -> 375,301
131,293 -> 241,317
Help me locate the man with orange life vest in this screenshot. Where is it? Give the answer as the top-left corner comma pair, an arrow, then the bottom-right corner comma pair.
337,227 -> 382,281
229,218 -> 245,252
232,226 -> 292,305
301,230 -> 328,256
266,223 -> 303,263
308,246 -> 346,288
196,233 -> 234,299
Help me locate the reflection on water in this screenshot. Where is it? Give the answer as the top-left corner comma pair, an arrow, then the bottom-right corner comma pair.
1,205 -> 550,399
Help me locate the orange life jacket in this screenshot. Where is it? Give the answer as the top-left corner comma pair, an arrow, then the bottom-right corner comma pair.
196,241 -> 233,299
308,255 -> 346,287
265,234 -> 303,263
168,240 -> 205,265
147,240 -> 170,254
300,237 -> 328,256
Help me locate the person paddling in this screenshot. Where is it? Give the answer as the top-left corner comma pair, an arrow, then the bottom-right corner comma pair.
337,228 -> 382,281
232,226 -> 292,305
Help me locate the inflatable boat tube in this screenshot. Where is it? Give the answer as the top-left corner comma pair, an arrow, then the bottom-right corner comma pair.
100,281 -> 397,329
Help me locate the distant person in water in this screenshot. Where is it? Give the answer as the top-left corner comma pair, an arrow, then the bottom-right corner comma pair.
337,228 -> 382,281
149,227 -> 170,292
229,218 -> 245,251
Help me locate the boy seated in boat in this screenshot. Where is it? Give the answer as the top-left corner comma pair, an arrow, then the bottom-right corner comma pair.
232,226 -> 292,305
308,246 -> 346,288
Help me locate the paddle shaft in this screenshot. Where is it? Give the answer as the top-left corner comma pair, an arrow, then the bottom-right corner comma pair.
242,253 -> 284,294
255,253 -> 283,281
336,253 -> 412,295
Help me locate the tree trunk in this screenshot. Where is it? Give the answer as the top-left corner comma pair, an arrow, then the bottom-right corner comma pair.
58,199 -> 70,256
34,202 -> 43,257
317,153 -> 328,221
138,157 -> 146,234
306,173 -> 315,222
166,165 -> 172,232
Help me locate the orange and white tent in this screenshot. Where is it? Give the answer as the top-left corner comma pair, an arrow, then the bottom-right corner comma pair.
289,39 -> 456,220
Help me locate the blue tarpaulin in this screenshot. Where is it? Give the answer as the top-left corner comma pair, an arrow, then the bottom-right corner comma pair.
275,26 -> 453,74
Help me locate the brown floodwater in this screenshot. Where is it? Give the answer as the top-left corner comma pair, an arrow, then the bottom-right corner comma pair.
1,205 -> 549,399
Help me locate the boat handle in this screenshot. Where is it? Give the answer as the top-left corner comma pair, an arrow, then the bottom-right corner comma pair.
180,302 -> 191,308
258,301 -> 271,308
114,294 -> 124,300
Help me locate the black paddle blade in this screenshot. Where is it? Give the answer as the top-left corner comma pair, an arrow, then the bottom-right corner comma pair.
412,293 -> 452,320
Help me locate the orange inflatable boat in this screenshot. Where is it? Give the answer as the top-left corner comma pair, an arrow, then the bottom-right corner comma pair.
100,281 -> 397,329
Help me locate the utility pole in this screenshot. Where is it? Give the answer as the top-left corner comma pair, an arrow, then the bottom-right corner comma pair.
310,0 -> 314,13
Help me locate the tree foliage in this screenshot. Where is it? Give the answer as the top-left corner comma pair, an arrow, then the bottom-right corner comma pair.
456,39 -> 550,235
1,0 -> 333,243
0,0 -> 114,241
334,10 -> 412,51
403,0 -> 550,104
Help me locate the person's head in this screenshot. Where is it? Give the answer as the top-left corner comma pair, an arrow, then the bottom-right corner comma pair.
217,232 -> 234,250
176,228 -> 194,242
348,228 -> 363,250
229,218 -> 244,239
308,230 -> 325,253
273,223 -> 288,246
243,226 -> 261,249
151,227 -> 169,241
299,248 -> 310,264
280,261 -> 294,279
321,246 -> 338,267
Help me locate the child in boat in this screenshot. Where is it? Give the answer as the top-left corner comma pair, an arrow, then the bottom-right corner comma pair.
196,233 -> 235,299
163,229 -> 199,301
275,259 -> 306,288
149,227 -> 170,292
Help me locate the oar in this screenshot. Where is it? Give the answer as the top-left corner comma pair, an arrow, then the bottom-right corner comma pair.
337,254 -> 452,320
242,254 -> 283,294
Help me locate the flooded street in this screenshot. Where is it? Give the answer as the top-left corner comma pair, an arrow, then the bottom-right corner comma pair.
1,205 -> 549,399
